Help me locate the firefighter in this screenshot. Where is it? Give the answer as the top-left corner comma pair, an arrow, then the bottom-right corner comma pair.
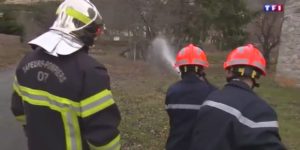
165,44 -> 216,150
10,0 -> 121,150
189,44 -> 286,150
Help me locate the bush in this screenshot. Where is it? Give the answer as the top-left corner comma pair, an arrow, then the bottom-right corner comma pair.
0,4 -> 24,36
0,20 -> 23,35
0,1 -> 59,40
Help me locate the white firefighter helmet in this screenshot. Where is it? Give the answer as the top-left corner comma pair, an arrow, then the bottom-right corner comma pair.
29,0 -> 103,56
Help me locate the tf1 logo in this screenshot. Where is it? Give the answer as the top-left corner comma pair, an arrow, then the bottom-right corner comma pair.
264,4 -> 284,12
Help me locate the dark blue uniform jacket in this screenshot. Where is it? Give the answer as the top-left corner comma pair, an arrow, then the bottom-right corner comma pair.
190,80 -> 286,150
11,48 -> 121,150
165,73 -> 216,150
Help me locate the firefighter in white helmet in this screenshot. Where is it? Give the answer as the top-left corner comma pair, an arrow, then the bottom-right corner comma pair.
11,0 -> 121,150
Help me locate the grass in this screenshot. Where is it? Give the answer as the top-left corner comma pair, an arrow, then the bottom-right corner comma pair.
257,81 -> 300,150
93,45 -> 300,150
0,34 -> 27,69
0,41 -> 299,149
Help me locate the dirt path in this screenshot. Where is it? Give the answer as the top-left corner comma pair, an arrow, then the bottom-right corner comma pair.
0,67 -> 27,150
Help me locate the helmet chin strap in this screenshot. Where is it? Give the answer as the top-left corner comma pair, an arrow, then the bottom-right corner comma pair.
252,78 -> 260,88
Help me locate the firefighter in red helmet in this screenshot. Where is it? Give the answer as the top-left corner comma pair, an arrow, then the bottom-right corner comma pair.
189,44 -> 286,150
165,44 -> 216,150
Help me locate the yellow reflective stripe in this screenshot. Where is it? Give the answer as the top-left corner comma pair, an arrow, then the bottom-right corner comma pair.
88,134 -> 121,150
81,90 -> 111,106
66,7 -> 92,24
72,112 -> 83,150
16,115 -> 26,125
13,80 -> 87,150
14,82 -> 81,115
13,82 -> 22,96
15,81 -> 115,118
13,77 -> 22,96
22,95 -> 62,112
114,145 -> 121,150
19,85 -> 80,109
81,90 -> 115,118
62,112 -> 72,150
61,111 -> 83,150
81,98 -> 114,118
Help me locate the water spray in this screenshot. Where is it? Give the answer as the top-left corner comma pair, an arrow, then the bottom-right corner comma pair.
149,36 -> 179,74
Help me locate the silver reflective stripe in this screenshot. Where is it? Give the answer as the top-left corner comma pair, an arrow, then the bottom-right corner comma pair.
88,134 -> 121,150
110,140 -> 121,150
165,104 -> 201,110
203,100 -> 279,128
66,112 -> 77,150
227,59 -> 248,66
81,95 -> 113,112
14,80 -> 82,150
253,61 -> 266,73
175,59 -> 188,66
237,47 -> 244,52
193,59 -> 208,66
19,88 -> 81,113
61,111 -> 82,150
195,47 -> 203,55
179,48 -> 186,56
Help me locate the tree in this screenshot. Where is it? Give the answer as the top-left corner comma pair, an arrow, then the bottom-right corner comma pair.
95,0 -> 256,60
150,0 -> 254,50
255,13 -> 283,68
0,5 -> 24,36
190,0 -> 254,50
254,0 -> 285,68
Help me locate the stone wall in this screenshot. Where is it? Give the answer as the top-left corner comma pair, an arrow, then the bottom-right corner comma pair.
276,0 -> 300,88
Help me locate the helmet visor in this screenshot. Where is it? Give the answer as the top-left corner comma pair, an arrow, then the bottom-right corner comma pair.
52,0 -> 103,33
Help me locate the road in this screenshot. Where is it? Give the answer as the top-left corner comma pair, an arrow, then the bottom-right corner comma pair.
0,67 -> 27,150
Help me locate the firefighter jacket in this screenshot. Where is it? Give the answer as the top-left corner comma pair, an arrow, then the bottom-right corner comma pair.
11,47 -> 121,150
189,80 -> 286,150
165,73 -> 216,150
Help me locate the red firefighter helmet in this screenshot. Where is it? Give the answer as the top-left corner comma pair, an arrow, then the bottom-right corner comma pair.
175,44 -> 209,68
224,44 -> 266,76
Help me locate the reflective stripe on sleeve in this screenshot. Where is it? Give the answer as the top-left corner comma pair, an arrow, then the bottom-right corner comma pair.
13,76 -> 23,98
13,79 -> 116,150
88,134 -> 121,150
13,80 -> 115,118
165,104 -> 202,110
15,115 -> 26,125
13,79 -> 81,112
203,100 -> 279,128
80,89 -> 115,118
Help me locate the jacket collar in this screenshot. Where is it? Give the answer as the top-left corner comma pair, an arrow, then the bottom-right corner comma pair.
182,73 -> 203,82
225,79 -> 253,92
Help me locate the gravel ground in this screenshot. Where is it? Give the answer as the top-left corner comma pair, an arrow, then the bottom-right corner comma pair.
0,67 -> 27,150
